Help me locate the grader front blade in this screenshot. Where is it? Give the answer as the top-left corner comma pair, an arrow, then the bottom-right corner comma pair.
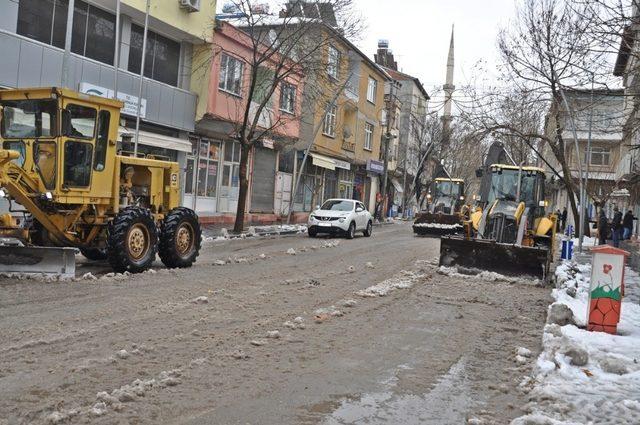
0,240 -> 77,278
439,235 -> 550,281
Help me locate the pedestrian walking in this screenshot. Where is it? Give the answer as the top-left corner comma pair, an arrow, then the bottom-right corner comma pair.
623,210 -> 636,240
555,209 -> 561,232
598,209 -> 608,246
561,207 -> 568,232
611,206 -> 623,248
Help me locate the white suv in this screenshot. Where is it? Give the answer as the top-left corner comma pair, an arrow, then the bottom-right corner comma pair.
308,199 -> 373,239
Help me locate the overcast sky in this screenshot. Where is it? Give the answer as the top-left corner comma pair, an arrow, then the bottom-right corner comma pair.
353,0 -> 518,106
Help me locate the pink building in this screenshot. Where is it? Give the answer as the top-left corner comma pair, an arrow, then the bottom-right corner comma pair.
184,20 -> 304,223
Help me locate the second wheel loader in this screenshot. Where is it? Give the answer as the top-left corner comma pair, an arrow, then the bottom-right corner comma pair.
0,87 -> 201,277
439,144 -> 557,281
413,177 -> 468,236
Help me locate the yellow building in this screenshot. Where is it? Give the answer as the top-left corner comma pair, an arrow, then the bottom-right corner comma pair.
293,29 -> 390,214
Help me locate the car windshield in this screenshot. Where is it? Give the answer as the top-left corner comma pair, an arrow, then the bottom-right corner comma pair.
321,200 -> 354,211
1,99 -> 57,138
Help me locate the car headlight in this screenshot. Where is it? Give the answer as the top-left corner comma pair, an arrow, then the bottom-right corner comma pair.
459,196 -> 465,201
338,218 -> 345,223
309,215 -> 316,221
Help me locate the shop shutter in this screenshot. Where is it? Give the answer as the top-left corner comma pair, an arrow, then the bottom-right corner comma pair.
250,146 -> 277,213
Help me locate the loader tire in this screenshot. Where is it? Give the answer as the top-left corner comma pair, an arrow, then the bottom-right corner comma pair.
159,207 -> 201,269
107,207 -> 157,273
80,247 -> 108,261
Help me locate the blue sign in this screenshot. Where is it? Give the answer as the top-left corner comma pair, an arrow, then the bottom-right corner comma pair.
367,159 -> 384,175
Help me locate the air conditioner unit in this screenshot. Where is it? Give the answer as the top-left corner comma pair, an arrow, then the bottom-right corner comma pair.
179,0 -> 200,12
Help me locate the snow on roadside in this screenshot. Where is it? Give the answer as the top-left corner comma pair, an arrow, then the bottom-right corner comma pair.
570,236 -> 598,248
413,223 -> 463,230
512,261 -> 640,425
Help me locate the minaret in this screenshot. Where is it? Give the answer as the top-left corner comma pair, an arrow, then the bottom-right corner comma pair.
442,25 -> 455,148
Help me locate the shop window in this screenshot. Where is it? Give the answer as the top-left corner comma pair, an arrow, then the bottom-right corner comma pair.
34,141 -> 57,190
94,111 -> 110,171
64,141 -> 93,187
129,24 -> 180,86
185,159 -> 194,194
278,150 -> 295,174
190,140 -> 221,198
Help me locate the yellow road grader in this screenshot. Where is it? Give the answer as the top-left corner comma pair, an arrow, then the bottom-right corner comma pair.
439,144 -> 557,281
0,87 -> 201,277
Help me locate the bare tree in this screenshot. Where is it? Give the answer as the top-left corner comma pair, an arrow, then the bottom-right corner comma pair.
215,0 -> 362,233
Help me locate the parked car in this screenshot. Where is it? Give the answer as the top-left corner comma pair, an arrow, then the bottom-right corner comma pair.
308,199 -> 373,239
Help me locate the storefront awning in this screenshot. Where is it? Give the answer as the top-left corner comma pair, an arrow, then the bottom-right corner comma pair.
311,153 -> 336,170
390,177 -> 404,193
119,128 -> 192,153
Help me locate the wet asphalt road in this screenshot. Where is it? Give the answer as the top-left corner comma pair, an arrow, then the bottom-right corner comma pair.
0,222 -> 549,424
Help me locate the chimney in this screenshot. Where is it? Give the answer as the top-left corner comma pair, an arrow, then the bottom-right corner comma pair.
374,39 -> 398,70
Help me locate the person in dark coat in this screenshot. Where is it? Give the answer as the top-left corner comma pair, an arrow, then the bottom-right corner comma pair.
598,209 -> 608,246
623,210 -> 636,240
611,206 -> 623,248
561,207 -> 568,232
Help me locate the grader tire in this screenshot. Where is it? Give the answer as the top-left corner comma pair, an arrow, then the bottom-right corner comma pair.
107,207 -> 157,273
159,207 -> 201,269
80,247 -> 108,261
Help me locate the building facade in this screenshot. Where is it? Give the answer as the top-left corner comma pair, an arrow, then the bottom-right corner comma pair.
0,0 -> 216,202
374,41 -> 430,216
186,19 -> 303,222
543,89 -> 628,226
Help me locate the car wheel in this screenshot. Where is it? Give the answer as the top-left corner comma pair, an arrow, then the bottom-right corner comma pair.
363,220 -> 373,237
346,222 -> 356,239
308,227 -> 317,238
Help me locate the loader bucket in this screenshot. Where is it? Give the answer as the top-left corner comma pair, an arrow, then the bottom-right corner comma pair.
439,235 -> 550,281
0,245 -> 77,278
413,212 -> 463,236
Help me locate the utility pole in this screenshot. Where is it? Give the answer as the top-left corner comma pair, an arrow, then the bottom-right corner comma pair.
134,0 -> 151,157
582,74 -> 595,248
380,80 -> 397,220
113,0 -> 121,99
60,0 -> 76,88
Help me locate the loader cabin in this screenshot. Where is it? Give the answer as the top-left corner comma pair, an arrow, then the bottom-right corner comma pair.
486,165 -> 547,212
430,178 -> 465,201
0,87 -> 180,213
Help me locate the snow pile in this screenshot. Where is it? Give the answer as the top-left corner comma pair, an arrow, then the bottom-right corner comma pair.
570,236 -> 598,248
512,262 -> 640,425
286,248 -> 296,255
283,316 -> 305,330
356,270 -> 424,297
413,222 -> 463,229
321,240 -> 340,248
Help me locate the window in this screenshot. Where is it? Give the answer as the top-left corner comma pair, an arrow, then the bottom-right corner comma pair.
17,0 -> 116,65
65,105 -> 96,139
3,142 -> 26,167
323,103 -> 337,137
190,139 -> 220,198
94,111 -> 110,171
64,141 -> 93,187
586,147 -> 611,166
17,0 -> 67,49
367,78 -> 377,103
364,122 -> 374,150
280,82 -> 296,114
129,24 -> 181,86
252,66 -> 275,106
218,54 -> 244,96
328,45 -> 339,79
34,141 -> 57,190
1,100 -> 57,138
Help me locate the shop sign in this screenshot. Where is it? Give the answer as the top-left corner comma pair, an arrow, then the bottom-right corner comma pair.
367,159 -> 384,174
262,139 -> 275,149
334,159 -> 351,170
79,82 -> 147,118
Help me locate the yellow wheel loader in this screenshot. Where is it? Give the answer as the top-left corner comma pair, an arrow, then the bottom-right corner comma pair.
0,87 -> 201,277
439,164 -> 557,281
413,178 -> 468,236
